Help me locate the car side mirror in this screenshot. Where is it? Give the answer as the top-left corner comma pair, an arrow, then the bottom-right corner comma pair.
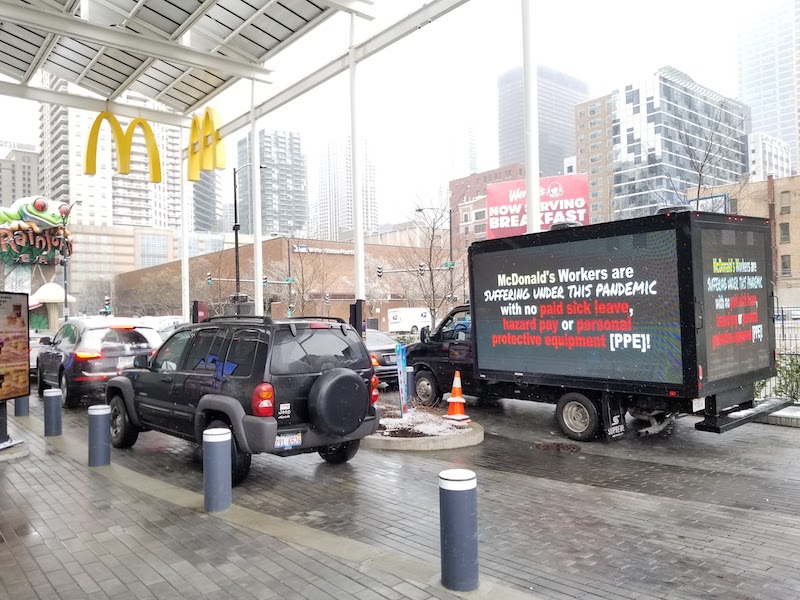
39,337 -> 51,346
133,355 -> 150,369
420,326 -> 430,343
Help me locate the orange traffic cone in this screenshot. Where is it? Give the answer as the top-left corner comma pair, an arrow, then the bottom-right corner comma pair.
443,370 -> 471,423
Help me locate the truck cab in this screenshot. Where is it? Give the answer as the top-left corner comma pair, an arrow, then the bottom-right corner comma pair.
405,305 -> 476,405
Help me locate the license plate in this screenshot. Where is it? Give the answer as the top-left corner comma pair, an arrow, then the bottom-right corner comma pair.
117,357 -> 134,370
387,355 -> 396,364
274,432 -> 302,448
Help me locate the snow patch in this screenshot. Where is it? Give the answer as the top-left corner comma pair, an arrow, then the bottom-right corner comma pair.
380,407 -> 469,437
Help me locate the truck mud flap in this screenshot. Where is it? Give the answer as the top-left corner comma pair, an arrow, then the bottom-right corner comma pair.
695,397 -> 795,433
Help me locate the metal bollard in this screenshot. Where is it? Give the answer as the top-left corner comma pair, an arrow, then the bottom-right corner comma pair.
406,366 -> 415,402
43,389 -> 62,437
14,396 -> 29,417
439,469 -> 479,592
88,405 -> 111,466
203,428 -> 231,512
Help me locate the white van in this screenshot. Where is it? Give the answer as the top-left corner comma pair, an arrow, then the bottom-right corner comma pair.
387,307 -> 431,334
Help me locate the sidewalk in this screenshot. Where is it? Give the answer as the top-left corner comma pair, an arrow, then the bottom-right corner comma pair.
0,410 -> 532,600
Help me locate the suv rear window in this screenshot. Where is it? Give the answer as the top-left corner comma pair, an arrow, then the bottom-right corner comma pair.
83,326 -> 161,351
270,327 -> 370,375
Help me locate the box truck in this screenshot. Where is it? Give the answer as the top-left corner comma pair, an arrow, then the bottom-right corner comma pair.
388,307 -> 432,334
406,211 -> 792,441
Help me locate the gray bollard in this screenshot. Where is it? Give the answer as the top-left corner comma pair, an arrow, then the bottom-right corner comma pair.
88,404 -> 111,466
203,428 -> 231,512
14,396 -> 29,417
43,389 -> 62,437
439,469 -> 479,592
406,366 -> 415,402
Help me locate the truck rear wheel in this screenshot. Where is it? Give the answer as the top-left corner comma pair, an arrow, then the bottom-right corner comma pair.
414,370 -> 440,407
556,393 -> 600,441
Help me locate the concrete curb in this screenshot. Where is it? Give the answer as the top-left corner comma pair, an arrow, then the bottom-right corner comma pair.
0,441 -> 29,462
754,404 -> 800,427
363,422 -> 484,451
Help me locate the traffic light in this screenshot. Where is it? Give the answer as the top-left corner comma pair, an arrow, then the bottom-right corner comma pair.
206,272 -> 212,285
419,262 -> 425,274
263,276 -> 268,288
104,296 -> 111,312
377,265 -> 383,278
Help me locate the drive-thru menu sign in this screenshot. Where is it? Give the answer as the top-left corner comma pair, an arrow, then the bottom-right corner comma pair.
0,292 -> 29,402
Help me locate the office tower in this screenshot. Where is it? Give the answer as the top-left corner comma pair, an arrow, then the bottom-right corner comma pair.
0,146 -> 40,206
738,0 -> 796,171
749,132 -> 792,181
193,169 -> 222,232
236,130 -> 308,237
311,137 -> 377,241
577,67 -> 749,220
498,65 -> 589,176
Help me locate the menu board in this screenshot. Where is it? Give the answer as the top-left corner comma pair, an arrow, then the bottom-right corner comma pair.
0,292 -> 30,401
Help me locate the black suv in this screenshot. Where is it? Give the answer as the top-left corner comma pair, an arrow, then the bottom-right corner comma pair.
105,316 -> 380,484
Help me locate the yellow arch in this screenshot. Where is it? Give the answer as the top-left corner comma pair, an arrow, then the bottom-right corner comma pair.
84,111 -> 162,183
188,107 -> 225,181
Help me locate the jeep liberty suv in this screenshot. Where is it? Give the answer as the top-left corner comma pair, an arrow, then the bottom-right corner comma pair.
105,316 -> 381,484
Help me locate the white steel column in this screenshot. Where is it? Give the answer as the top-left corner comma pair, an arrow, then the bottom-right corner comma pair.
350,14 -> 365,301
180,126 -> 191,321
251,80 -> 264,315
522,0 -> 541,234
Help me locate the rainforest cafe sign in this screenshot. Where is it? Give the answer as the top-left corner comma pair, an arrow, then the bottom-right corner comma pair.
84,109 -> 226,184
0,196 -> 72,265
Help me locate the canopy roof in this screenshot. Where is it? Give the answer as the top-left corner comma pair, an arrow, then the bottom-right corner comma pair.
31,282 -> 76,303
0,0 -> 374,114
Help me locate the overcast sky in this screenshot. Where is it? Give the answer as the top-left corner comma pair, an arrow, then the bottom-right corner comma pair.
0,0 -> 788,225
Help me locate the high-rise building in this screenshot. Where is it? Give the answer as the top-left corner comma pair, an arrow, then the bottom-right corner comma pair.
749,132 -> 792,181
498,65 -> 589,176
236,130 -> 308,237
738,0 -> 796,172
38,72 -> 183,230
193,169 -> 222,232
0,148 -> 40,206
311,138 -> 377,241
577,68 -> 749,221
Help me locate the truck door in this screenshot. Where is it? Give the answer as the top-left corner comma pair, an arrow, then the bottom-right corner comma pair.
433,309 -> 476,394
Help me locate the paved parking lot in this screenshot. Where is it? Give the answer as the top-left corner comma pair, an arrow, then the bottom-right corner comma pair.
4,391 -> 800,600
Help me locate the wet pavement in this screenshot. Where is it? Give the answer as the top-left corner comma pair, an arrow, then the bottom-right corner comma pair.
5,390 -> 800,600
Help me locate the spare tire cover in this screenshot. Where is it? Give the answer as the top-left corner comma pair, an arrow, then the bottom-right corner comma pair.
308,368 -> 369,436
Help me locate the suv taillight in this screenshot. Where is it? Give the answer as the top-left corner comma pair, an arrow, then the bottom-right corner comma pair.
370,353 -> 380,367
75,350 -> 102,359
370,374 -> 379,404
252,383 -> 275,417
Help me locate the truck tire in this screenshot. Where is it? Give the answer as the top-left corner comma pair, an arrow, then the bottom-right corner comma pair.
556,393 -> 600,441
414,370 -> 440,407
318,439 -> 360,464
109,395 -> 138,448
206,419 -> 251,486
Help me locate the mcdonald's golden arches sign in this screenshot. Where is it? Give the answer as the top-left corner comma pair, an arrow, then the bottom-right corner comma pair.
188,108 -> 225,181
84,112 -> 162,183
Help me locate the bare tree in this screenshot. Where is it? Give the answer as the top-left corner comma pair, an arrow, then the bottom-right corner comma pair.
385,205 -> 454,327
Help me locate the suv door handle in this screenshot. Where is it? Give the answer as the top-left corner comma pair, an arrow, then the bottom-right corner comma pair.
160,376 -> 173,383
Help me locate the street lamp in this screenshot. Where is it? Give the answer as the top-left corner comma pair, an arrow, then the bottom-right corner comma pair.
232,164 -> 267,315
61,200 -> 80,322
415,206 -> 454,302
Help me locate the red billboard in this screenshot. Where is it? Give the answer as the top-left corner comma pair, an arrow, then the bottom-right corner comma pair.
486,174 -> 590,239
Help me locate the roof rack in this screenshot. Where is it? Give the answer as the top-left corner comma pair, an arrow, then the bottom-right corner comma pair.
288,316 -> 346,323
200,315 -> 274,324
